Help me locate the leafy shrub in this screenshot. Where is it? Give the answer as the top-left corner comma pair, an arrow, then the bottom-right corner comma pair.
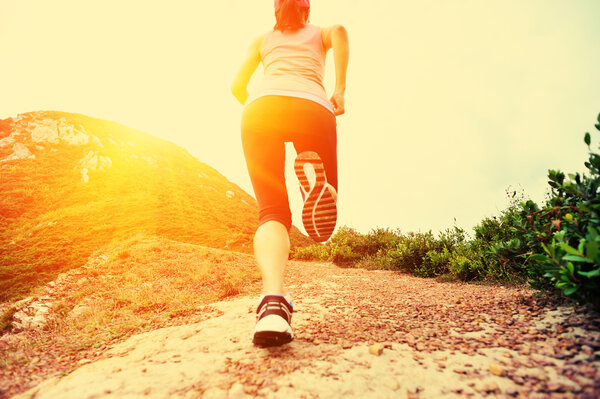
417,248 -> 451,277
381,232 -> 440,273
292,242 -> 330,261
523,113 -> 600,308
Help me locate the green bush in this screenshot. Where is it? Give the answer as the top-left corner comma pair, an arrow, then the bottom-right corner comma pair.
417,248 -> 451,277
381,232 -> 440,273
292,242 -> 330,261
523,113 -> 600,308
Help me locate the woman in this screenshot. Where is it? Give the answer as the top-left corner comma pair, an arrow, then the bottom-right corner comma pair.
231,0 -> 349,347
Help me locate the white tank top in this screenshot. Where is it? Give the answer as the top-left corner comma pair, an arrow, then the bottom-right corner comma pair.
246,24 -> 334,114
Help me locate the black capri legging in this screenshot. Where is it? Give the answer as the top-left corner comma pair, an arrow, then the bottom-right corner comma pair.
241,95 -> 337,231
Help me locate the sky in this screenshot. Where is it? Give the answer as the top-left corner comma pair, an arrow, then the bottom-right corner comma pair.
2,0 -> 600,237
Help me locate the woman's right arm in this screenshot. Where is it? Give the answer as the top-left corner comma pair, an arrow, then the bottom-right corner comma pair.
322,25 -> 349,116
231,34 -> 265,105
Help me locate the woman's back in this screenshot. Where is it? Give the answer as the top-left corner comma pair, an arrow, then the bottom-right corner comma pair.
259,25 -> 328,102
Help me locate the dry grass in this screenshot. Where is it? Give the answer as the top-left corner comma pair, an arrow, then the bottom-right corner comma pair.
0,235 -> 262,394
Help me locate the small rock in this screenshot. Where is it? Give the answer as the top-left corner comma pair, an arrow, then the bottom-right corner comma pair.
369,343 -> 384,356
70,305 -> 91,319
546,382 -> 562,392
384,378 -> 400,391
341,342 -> 353,349
483,381 -> 499,392
490,363 -> 504,376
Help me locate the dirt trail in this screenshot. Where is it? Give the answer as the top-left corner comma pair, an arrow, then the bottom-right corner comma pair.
9,261 -> 600,398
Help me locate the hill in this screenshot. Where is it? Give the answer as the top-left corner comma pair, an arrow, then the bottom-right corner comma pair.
0,111 -> 311,302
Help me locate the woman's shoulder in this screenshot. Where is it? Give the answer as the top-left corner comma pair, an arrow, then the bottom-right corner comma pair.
251,31 -> 269,52
319,24 -> 346,51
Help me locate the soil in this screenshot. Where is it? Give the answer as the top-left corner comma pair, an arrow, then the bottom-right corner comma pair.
3,260 -> 600,398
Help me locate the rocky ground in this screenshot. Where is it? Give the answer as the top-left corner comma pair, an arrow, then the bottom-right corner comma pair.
3,260 -> 600,398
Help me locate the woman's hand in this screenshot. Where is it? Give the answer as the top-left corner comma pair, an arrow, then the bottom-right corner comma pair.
330,91 -> 345,116
322,25 -> 348,116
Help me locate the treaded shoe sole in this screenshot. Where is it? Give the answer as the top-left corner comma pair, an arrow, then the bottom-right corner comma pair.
252,330 -> 294,347
294,151 -> 337,242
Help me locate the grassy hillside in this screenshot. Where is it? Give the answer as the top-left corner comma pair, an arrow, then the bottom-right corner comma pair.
0,111 -> 271,301
0,236 -> 263,397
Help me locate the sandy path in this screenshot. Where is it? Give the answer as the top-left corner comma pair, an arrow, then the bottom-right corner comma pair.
11,261 -> 600,398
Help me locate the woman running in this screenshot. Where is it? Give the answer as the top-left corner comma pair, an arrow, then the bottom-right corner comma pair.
231,0 -> 349,347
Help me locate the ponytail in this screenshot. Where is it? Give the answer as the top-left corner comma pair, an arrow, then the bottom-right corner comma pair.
274,0 -> 308,32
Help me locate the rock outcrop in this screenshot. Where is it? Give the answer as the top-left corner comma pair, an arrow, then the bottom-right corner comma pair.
76,150 -> 113,183
2,143 -> 35,162
29,117 -> 98,146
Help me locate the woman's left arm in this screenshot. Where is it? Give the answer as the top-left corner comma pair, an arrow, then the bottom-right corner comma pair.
231,34 -> 264,105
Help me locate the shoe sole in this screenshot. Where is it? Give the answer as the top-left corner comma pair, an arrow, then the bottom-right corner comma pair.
252,331 -> 294,347
294,151 -> 337,242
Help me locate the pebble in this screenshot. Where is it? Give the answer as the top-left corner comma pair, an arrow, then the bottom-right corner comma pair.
383,378 -> 400,391
369,343 -> 384,356
489,363 -> 504,376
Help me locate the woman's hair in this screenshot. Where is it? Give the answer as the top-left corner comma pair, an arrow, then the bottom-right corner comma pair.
274,0 -> 309,32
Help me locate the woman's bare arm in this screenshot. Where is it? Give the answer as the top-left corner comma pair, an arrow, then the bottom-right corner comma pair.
322,25 -> 349,116
231,35 -> 265,105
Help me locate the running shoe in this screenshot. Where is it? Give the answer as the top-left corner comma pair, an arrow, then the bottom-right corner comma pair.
253,295 -> 294,347
294,151 -> 337,242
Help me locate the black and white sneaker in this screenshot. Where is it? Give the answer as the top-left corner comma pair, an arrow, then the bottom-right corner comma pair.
294,151 -> 337,243
252,295 -> 293,347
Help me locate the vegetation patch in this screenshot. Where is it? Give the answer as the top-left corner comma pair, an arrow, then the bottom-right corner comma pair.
293,113 -> 600,310
0,236 -> 261,389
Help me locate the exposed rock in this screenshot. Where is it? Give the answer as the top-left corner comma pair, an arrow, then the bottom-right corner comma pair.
2,143 -> 35,162
69,305 -> 91,319
80,168 -> 89,183
29,118 -> 90,145
75,151 -> 112,182
58,121 -> 89,145
77,150 -> 112,171
0,133 -> 16,148
12,303 -> 51,331
30,120 -> 60,143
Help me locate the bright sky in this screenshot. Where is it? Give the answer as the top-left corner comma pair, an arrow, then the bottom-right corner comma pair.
2,0 -> 600,236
